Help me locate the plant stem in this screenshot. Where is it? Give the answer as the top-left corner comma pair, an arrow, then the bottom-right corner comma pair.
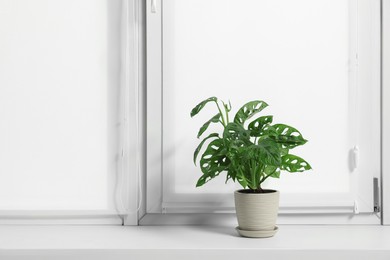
222,101 -> 229,123
215,100 -> 226,126
251,160 -> 256,190
259,170 -> 276,186
257,165 -> 265,189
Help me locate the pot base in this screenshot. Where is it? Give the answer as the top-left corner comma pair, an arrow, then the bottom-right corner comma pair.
236,226 -> 278,238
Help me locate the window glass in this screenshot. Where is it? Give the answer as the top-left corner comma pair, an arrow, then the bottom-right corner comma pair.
0,0 -> 122,210
159,0 -> 379,212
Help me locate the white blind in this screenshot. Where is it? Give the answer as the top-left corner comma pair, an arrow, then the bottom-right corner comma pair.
0,0 -> 122,210
160,0 -> 380,212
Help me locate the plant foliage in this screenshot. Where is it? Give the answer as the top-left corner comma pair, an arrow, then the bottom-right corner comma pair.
191,97 -> 312,192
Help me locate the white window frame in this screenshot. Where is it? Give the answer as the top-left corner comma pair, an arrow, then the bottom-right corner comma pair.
382,0 -> 390,225
141,0 -> 386,225
0,0 -> 142,226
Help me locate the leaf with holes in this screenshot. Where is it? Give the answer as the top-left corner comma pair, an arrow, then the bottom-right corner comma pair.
234,100 -> 268,125
193,133 -> 219,165
223,122 -> 251,145
252,139 -> 281,166
190,97 -> 217,117
197,139 -> 229,187
197,114 -> 220,138
278,145 -> 289,156
191,97 -> 312,191
271,124 -> 307,148
248,116 -> 273,136
281,154 -> 312,172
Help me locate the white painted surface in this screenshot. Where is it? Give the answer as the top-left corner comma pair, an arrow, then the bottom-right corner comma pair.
146,0 -> 163,213
383,0 -> 390,225
0,225 -> 389,260
152,0 -> 380,213
0,0 -> 122,211
139,212 -> 380,225
122,0 -> 146,226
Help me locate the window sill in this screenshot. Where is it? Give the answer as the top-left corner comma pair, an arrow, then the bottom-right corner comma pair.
0,225 -> 389,260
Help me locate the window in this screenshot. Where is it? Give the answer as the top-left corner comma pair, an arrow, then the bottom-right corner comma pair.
0,0 -> 140,225
0,0 -> 387,226
144,0 -> 382,224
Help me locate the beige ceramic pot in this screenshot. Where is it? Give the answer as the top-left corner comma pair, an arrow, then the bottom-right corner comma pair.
234,189 -> 279,238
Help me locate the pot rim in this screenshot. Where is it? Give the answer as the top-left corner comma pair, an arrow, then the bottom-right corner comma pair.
235,189 -> 279,195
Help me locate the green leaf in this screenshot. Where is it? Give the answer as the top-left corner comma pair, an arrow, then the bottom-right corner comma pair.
252,139 -> 281,166
281,154 -> 312,172
190,97 -> 217,117
271,124 -> 307,148
229,159 -> 249,188
197,113 -> 220,138
225,172 -> 232,184
234,100 -> 268,125
226,139 -> 281,187
236,174 -> 249,188
270,169 -> 281,178
278,145 -> 289,156
193,133 -> 219,165
248,116 -> 273,136
223,122 -> 251,145
264,165 -> 281,179
225,168 -> 239,184
191,98 -> 311,190
197,139 -> 229,187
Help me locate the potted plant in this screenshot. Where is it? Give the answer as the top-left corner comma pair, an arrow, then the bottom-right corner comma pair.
191,97 -> 311,238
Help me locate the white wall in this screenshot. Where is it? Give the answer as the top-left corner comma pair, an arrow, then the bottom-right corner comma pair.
0,0 -> 122,210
